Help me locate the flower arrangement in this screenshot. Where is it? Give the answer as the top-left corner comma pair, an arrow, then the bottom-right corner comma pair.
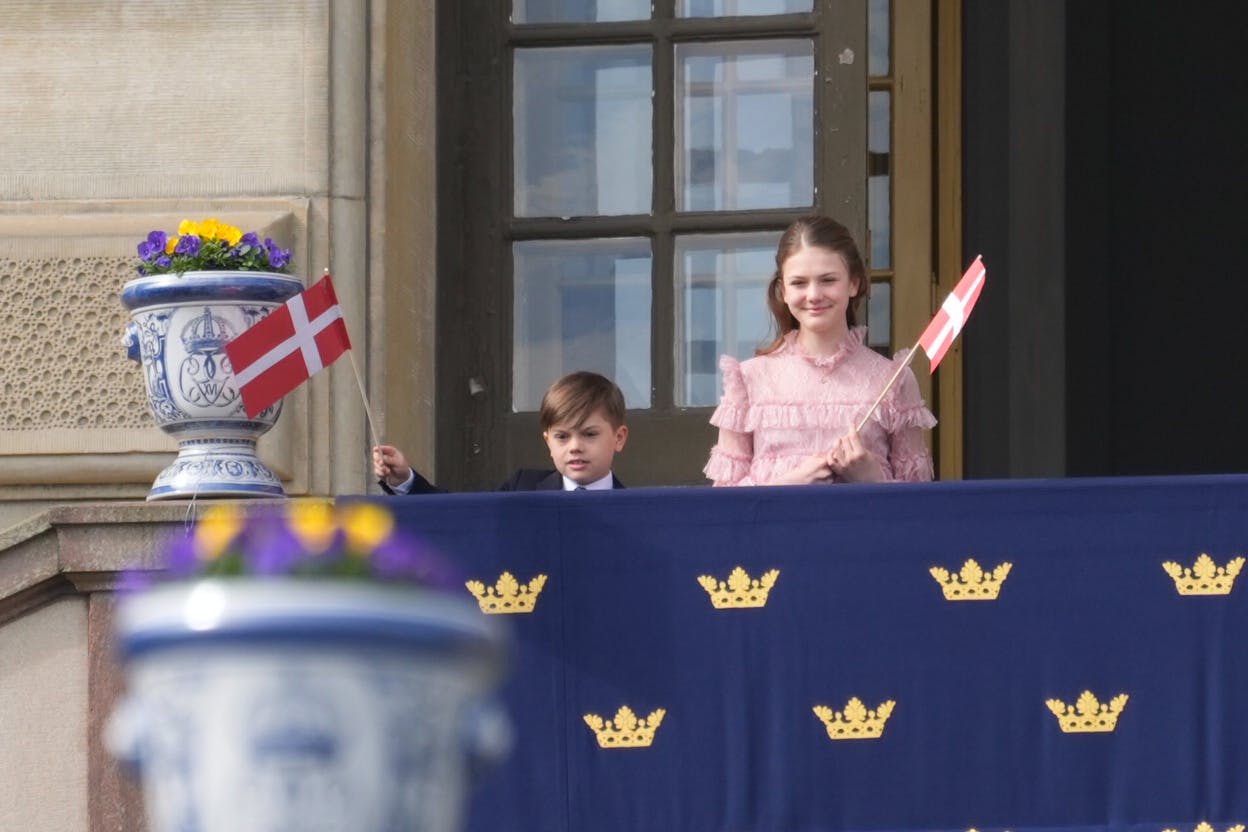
133,501 -> 458,588
135,218 -> 292,277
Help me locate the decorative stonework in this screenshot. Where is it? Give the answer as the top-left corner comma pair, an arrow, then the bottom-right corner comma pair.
0,206 -> 308,490
0,255 -> 148,431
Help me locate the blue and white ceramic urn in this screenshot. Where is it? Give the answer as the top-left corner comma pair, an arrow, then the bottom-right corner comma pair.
122,271 -> 303,500
108,580 -> 510,832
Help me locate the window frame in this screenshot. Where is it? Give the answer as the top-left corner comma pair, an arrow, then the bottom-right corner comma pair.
436,1 -> 892,488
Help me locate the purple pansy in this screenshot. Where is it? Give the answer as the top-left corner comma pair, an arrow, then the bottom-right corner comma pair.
155,255 -> 172,269
175,234 -> 201,256
243,515 -> 308,576
264,238 -> 291,270
240,232 -> 260,247
373,536 -> 462,590
137,240 -> 159,261
163,531 -> 200,577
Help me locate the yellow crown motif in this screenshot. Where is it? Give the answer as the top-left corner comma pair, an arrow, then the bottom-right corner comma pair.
1162,823 -> 1245,832
812,697 -> 896,740
1045,690 -> 1129,733
929,559 -> 1012,600
465,572 -> 547,614
1162,554 -> 1244,595
697,566 -> 780,609
583,706 -> 666,749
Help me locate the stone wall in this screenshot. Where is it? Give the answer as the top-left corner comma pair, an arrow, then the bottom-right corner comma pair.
0,597 -> 90,832
0,2 -> 441,827
0,0 -> 425,526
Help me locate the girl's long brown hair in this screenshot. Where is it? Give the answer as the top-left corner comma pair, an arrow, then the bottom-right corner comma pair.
758,215 -> 868,355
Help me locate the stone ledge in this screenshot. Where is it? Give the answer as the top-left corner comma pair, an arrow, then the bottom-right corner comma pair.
0,501 -> 270,625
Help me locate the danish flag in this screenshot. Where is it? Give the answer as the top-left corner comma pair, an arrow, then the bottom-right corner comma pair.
917,256 -> 986,373
225,274 -> 352,418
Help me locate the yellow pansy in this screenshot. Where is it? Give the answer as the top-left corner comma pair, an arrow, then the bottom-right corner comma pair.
218,223 -> 243,246
339,503 -> 395,557
177,219 -> 200,237
165,235 -> 179,255
198,218 -> 221,241
194,504 -> 243,561
289,500 -> 338,552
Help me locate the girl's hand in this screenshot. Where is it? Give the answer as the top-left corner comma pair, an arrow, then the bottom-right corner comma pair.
776,453 -> 835,485
828,428 -> 885,483
372,444 -> 412,486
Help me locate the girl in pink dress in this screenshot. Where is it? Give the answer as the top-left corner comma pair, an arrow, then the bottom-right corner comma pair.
703,216 -> 935,486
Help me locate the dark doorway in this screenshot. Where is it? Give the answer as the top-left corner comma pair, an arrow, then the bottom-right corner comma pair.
1066,0 -> 1248,476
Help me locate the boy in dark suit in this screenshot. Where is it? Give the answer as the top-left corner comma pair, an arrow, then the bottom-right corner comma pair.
373,371 -> 628,493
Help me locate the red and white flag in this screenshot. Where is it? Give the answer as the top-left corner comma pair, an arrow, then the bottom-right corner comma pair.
225,275 -> 352,418
917,255 -> 986,373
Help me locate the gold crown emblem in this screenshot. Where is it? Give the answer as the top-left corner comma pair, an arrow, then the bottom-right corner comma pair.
697,566 -> 780,609
929,559 -> 1012,600
1045,690 -> 1129,733
1162,554 -> 1244,595
812,697 -> 896,740
1163,823 -> 1245,832
465,572 -> 547,614
583,706 -> 666,749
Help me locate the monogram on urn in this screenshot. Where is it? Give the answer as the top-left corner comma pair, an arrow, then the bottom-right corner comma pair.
122,219 -> 300,500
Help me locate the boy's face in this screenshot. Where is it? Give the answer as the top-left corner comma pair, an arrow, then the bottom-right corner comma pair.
542,407 -> 628,485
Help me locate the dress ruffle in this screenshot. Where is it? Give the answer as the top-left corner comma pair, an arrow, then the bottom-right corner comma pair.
787,326 -> 864,370
876,399 -> 938,433
890,452 -> 934,483
708,355 -> 751,432
715,400 -> 895,433
705,327 -> 935,485
702,446 -> 751,484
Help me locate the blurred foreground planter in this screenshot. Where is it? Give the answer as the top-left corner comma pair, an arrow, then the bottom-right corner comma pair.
108,579 -> 509,832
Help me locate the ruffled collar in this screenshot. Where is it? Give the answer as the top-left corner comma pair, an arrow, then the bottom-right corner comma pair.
779,326 -> 866,370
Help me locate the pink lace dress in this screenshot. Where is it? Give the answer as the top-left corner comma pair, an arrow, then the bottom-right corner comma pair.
703,328 -> 936,486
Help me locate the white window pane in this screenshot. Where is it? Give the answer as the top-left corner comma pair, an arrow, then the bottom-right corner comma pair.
674,232 -> 781,407
513,0 -> 650,23
868,90 -> 891,269
676,40 -> 813,212
869,0 -> 890,76
678,0 -> 812,16
513,239 -> 652,411
514,46 -> 652,217
866,280 -> 891,350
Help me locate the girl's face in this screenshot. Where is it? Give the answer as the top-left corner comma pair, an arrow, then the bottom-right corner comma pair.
780,244 -> 859,337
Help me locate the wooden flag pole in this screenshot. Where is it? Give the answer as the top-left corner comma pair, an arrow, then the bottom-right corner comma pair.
854,338 -> 923,433
345,346 -> 382,451
323,267 -> 383,451
853,256 -> 985,433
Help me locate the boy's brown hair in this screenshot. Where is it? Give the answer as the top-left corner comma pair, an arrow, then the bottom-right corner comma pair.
539,371 -> 626,431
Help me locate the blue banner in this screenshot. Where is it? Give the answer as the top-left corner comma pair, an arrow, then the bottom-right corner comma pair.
378,475 -> 1248,832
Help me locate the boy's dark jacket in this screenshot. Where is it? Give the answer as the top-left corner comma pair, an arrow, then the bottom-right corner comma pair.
380,469 -> 626,494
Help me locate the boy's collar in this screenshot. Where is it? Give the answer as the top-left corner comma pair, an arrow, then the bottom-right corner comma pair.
562,471 -> 614,491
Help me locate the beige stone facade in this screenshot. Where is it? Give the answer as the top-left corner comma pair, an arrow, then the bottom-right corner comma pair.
0,0 -> 439,522
0,1 -> 438,828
